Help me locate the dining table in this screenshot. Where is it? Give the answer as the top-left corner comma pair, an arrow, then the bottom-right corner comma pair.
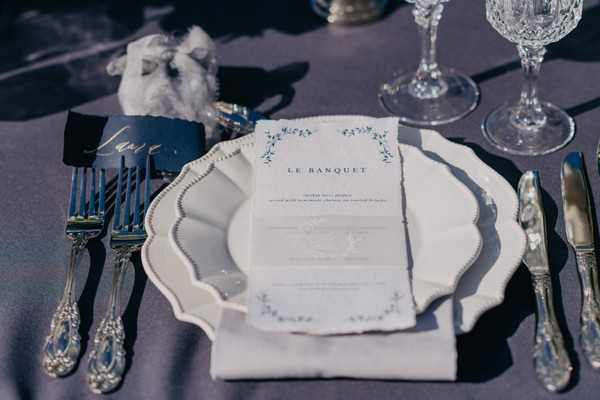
2,1 -> 600,399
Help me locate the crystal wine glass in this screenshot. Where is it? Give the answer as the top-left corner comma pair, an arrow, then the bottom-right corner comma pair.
378,0 -> 479,126
483,0 -> 583,155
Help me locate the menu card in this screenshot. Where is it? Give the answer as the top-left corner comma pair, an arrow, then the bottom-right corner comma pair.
247,117 -> 415,334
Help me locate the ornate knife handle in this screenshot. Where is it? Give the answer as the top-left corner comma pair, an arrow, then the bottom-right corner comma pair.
531,274 -> 572,392
575,250 -> 600,369
42,237 -> 86,377
87,254 -> 130,394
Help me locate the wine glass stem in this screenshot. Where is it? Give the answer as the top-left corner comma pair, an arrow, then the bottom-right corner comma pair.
409,2 -> 447,99
513,45 -> 547,129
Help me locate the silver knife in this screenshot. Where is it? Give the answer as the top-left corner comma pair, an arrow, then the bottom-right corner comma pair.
518,171 -> 572,391
561,152 -> 600,369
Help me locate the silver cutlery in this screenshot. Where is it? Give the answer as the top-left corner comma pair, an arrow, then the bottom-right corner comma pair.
518,171 -> 572,392
214,101 -> 265,137
42,167 -> 106,377
561,152 -> 600,369
87,155 -> 151,394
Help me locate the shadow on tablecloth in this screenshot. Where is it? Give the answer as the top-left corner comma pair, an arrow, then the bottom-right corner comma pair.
0,1 -> 315,121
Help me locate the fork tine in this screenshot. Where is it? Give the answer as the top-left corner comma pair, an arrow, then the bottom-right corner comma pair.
143,155 -> 151,223
132,166 -> 142,228
113,157 -> 125,231
123,166 -> 133,230
79,168 -> 87,217
68,168 -> 78,217
99,174 -> 119,215
98,168 -> 106,217
88,168 -> 96,216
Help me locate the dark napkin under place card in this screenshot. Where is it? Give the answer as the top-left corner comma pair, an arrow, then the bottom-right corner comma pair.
63,111 -> 205,172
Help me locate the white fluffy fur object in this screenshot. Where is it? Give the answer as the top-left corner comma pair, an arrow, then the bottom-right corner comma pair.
107,26 -> 218,138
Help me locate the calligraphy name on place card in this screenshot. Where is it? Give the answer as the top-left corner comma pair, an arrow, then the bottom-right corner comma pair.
63,111 -> 205,172
83,125 -> 162,157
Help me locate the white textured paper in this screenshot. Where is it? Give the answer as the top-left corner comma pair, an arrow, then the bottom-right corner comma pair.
248,117 -> 415,334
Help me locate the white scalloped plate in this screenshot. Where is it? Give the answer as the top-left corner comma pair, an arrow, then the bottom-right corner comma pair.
141,135 -> 254,341
170,141 -> 482,319
142,122 -> 525,339
400,128 -> 527,333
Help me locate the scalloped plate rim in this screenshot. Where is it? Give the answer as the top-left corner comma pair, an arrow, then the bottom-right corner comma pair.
415,128 -> 526,333
142,122 -> 524,339
142,135 -> 255,340
169,138 -> 481,316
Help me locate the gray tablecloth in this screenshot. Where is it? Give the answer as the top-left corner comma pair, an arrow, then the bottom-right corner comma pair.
2,1 -> 600,399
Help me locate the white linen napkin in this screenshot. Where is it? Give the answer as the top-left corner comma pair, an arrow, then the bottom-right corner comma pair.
210,297 -> 456,380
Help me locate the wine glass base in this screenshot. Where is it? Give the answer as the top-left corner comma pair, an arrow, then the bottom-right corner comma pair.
310,0 -> 388,25
482,102 -> 575,156
378,67 -> 479,126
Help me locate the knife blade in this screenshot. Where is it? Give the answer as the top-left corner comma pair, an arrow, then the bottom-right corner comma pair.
518,171 -> 571,391
561,152 -> 600,369
562,153 -> 594,249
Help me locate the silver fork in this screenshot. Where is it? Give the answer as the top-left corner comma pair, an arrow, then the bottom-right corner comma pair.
42,167 -> 106,377
87,155 -> 151,394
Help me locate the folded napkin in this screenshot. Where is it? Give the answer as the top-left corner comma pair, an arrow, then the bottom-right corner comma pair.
211,297 -> 456,380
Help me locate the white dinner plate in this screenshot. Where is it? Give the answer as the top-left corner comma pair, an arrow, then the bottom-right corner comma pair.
140,137 -> 255,340
170,140 -> 482,318
142,121 -> 525,338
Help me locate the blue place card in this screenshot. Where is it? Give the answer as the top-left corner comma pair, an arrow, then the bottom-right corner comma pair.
63,111 -> 205,172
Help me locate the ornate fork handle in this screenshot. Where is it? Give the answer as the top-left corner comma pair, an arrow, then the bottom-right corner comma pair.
531,274 -> 572,391
42,234 -> 86,377
87,252 -> 130,394
575,250 -> 600,369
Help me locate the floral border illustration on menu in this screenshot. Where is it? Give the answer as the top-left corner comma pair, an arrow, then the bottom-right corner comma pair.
260,125 -> 394,165
261,127 -> 314,164
340,126 -> 394,163
255,290 -> 406,325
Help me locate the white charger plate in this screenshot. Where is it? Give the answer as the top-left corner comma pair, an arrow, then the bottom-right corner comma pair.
142,123 -> 525,338
171,141 -> 482,318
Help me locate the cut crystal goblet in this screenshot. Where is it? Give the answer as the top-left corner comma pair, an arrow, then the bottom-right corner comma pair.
483,0 -> 583,155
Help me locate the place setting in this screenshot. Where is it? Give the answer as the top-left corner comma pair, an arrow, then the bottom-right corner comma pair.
6,0 -> 599,398
142,0 -> 596,390
144,114 -> 528,381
